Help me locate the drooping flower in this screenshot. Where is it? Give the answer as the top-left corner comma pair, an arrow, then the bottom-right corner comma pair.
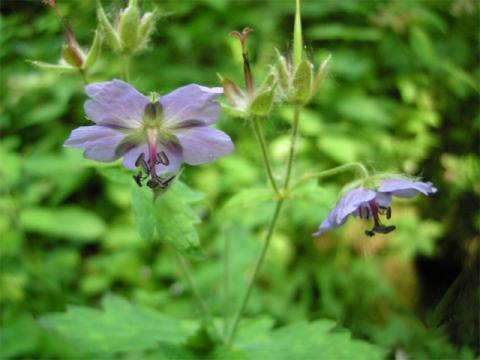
314,178 -> 437,237
65,79 -> 234,188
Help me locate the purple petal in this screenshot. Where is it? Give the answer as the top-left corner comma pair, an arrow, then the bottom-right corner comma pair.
123,142 -> 182,175
375,192 -> 392,207
64,125 -> 127,162
336,187 -> 377,224
84,79 -> 149,129
174,126 -> 234,165
160,84 -> 223,127
313,207 -> 345,236
378,179 -> 437,198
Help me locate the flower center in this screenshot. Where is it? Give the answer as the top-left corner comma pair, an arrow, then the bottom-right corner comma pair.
360,200 -> 396,237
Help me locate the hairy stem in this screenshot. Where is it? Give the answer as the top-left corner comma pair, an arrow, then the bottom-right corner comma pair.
283,105 -> 301,191
225,199 -> 284,346
121,55 -> 131,82
289,162 -> 370,193
252,116 -> 280,195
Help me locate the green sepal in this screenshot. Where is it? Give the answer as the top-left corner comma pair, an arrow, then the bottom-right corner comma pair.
248,85 -> 276,117
119,1 -> 140,54
97,2 -> 121,52
222,77 -> 246,109
61,45 -> 84,68
275,49 -> 291,95
220,102 -> 247,118
27,60 -> 78,73
83,30 -> 102,70
137,11 -> 156,50
293,58 -> 312,105
311,54 -> 331,98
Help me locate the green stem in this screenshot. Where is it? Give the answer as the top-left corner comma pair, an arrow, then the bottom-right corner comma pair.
172,248 -> 220,336
289,162 -> 370,193
121,55 -> 131,82
283,105 -> 301,191
252,116 -> 280,195
225,198 -> 284,346
223,227 -> 231,338
78,69 -> 89,84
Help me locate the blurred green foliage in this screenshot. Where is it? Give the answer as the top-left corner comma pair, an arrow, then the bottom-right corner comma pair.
0,0 -> 479,358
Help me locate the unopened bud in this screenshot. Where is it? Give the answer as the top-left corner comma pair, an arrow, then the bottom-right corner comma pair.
119,0 -> 140,54
83,30 -> 102,70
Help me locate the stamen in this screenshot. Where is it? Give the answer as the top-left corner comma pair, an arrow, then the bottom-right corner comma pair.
386,207 -> 392,219
133,172 -> 144,187
156,151 -> 170,166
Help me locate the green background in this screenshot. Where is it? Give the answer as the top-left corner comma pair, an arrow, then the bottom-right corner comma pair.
0,0 -> 478,358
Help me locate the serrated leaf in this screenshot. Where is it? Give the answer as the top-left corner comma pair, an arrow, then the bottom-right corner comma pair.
40,295 -> 197,355
131,184 -> 156,242
154,181 -> 203,254
228,319 -> 386,360
19,206 -> 106,242
222,187 -> 274,215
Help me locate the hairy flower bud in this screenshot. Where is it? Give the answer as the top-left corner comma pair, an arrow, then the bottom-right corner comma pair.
97,0 -> 157,56
274,51 -> 330,106
119,0 -> 140,53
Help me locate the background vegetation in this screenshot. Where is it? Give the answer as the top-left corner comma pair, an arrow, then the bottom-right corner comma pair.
0,0 -> 479,358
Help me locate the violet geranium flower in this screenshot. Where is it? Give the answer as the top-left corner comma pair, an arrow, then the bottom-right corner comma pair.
314,178 -> 437,237
65,79 -> 234,188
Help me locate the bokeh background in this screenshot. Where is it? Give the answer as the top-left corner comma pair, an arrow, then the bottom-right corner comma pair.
0,0 -> 479,358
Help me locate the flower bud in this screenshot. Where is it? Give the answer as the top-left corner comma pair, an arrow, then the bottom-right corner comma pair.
97,0 -> 157,56
119,0 -> 140,54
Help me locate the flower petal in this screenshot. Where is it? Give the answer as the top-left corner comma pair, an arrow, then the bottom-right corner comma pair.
336,187 -> 376,224
174,126 -> 234,165
313,207 -> 346,236
64,125 -> 127,162
84,79 -> 149,129
160,84 -> 223,127
123,143 -> 182,175
378,179 -> 437,198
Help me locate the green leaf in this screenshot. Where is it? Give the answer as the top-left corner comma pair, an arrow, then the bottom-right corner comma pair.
40,295 -> 197,355
131,184 -> 156,242
231,319 -> 386,360
222,187 -> 274,215
154,182 -> 201,253
19,206 -> 106,242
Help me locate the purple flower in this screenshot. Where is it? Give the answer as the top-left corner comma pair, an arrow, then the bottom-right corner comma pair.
314,178 -> 437,237
65,79 -> 234,188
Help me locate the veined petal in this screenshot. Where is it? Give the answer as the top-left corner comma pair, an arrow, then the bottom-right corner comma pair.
123,142 -> 182,175
336,187 -> 376,224
378,179 -> 437,198
174,126 -> 234,165
84,79 -> 149,129
64,125 -> 127,162
160,84 -> 223,127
